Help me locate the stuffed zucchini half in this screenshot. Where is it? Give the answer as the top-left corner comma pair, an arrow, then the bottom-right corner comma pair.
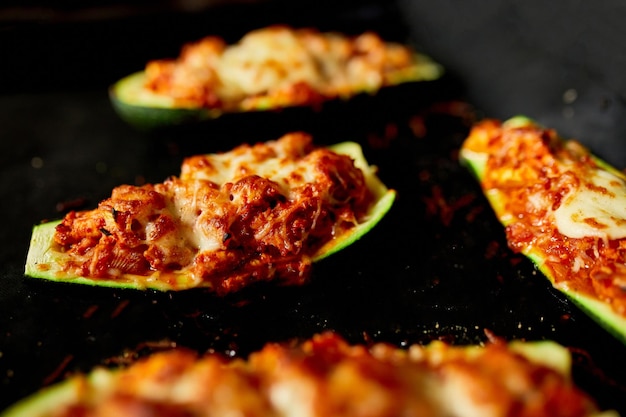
460,116 -> 626,344
25,136 -> 396,294
1,332 -> 617,417
109,25 -> 444,130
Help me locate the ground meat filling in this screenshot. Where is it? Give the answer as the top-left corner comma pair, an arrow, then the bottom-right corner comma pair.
53,133 -> 372,294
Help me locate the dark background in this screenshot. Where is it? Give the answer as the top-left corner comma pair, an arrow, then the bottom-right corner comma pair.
398,0 -> 626,168
2,0 -> 626,414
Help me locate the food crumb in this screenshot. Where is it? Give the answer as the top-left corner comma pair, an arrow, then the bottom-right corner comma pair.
31,156 -> 43,169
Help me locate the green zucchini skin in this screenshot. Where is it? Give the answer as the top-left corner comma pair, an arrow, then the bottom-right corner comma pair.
109,72 -> 222,131
109,53 -> 443,131
459,116 -> 626,345
24,142 -> 395,292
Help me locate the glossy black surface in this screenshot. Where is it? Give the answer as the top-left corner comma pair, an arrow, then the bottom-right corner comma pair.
1,1 -> 626,414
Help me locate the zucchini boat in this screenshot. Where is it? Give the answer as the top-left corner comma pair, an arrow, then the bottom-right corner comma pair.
1,332 -> 616,417
460,116 -> 626,344
25,137 -> 396,293
109,25 -> 444,130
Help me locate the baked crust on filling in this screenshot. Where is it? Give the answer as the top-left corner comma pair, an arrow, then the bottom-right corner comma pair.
143,25 -> 423,110
21,332 -> 607,417
53,132 -> 373,294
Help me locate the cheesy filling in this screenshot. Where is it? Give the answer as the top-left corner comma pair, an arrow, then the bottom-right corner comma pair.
4,333 -> 611,417
554,167 -> 626,240
52,133 -> 373,294
143,25 -> 439,110
461,118 -> 626,316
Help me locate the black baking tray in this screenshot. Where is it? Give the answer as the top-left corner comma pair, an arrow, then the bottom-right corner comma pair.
1,0 -> 626,414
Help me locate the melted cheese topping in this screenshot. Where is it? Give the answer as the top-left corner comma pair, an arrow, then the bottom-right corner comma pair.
143,25 -> 439,110
461,118 -> 626,316
10,333 -> 608,417
555,167 -> 626,240
53,132 -> 373,294
217,27 -> 326,98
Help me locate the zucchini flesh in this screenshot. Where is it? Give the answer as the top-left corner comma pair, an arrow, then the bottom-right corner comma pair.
109,52 -> 443,131
24,142 -> 395,292
460,116 -> 626,344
